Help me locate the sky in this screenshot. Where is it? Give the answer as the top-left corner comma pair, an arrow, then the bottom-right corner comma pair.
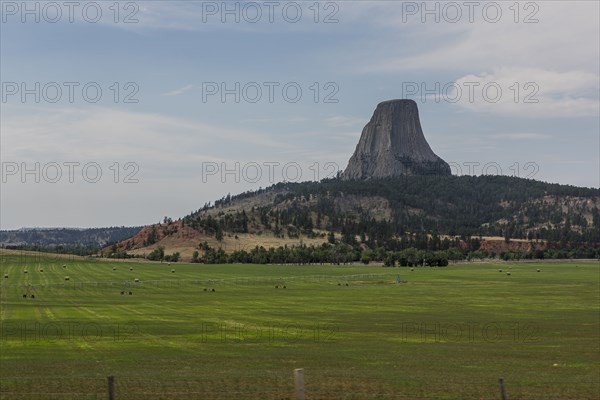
1,0 -> 599,230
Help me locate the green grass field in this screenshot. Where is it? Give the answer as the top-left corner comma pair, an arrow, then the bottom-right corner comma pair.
0,251 -> 598,399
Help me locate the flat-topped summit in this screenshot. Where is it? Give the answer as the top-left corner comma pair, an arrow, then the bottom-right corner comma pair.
342,99 -> 451,180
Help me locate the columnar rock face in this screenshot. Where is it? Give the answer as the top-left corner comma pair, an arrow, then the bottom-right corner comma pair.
342,99 -> 451,180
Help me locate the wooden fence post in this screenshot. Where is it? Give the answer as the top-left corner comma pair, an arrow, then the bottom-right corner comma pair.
499,377 -> 507,400
294,368 -> 305,400
108,375 -> 115,400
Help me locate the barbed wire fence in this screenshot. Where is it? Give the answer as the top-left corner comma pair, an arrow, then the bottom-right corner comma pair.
1,373 -> 598,400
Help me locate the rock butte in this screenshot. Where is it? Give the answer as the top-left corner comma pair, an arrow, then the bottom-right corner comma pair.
342,99 -> 451,180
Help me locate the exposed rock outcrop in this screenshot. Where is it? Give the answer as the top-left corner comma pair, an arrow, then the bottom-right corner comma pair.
342,99 -> 450,180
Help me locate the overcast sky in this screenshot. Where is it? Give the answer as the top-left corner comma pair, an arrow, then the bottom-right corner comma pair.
1,0 -> 599,229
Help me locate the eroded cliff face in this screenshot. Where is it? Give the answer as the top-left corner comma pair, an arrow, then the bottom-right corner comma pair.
342,99 -> 451,180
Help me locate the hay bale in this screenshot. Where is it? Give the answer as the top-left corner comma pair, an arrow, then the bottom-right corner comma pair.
410,268 -> 414,271
23,270 -> 28,274
3,274 -> 7,278
171,269 -> 175,273
499,269 -> 503,272
283,285 -> 287,289
129,267 -> 133,271
65,276 -> 70,281
63,264 -> 66,268
203,288 -> 207,291
113,267 -> 117,271
134,278 -> 140,283
537,269 -> 541,272
507,272 -> 511,276
275,285 -> 279,288
345,283 -> 349,286
211,288 -> 215,292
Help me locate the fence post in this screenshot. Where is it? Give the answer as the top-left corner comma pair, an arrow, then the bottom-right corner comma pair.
108,375 -> 115,400
294,368 -> 305,400
499,377 -> 507,400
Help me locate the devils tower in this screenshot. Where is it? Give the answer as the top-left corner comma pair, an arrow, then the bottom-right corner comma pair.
342,99 -> 451,180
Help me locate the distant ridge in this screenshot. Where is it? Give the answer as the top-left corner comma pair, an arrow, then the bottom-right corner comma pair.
0,226 -> 142,248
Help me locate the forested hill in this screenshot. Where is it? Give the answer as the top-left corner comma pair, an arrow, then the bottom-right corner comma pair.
180,175 -> 599,247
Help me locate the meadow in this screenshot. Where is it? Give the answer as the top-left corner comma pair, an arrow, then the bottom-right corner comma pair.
0,251 -> 598,399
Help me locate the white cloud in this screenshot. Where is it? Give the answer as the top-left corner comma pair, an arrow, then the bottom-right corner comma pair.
449,67 -> 599,117
163,85 -> 194,96
1,106 -> 292,166
349,2 -> 599,118
111,1 -> 346,33
491,133 -> 549,141
324,115 -> 365,128
364,2 -> 599,73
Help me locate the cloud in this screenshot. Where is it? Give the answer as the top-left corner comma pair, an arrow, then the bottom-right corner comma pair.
363,2 -> 599,73
449,67 -> 599,117
110,1 -> 345,33
324,115 -> 365,128
1,106 -> 293,168
240,116 -> 309,124
349,2 -> 599,118
491,133 -> 550,141
164,85 -> 194,96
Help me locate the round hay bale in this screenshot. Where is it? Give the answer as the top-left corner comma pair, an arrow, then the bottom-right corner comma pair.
537,269 -> 541,272
507,272 -> 511,276
410,268 -> 414,271
283,285 -> 287,289
129,267 -> 133,271
23,270 -> 28,274
113,267 -> 117,271
203,288 -> 207,291
134,278 -> 139,283
345,283 -> 349,286
3,274 -> 7,278
171,269 -> 175,273
39,269 -> 43,272
211,288 -> 215,292
65,276 -> 70,281
63,264 -> 66,268
275,285 -> 279,288
499,269 -> 503,272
